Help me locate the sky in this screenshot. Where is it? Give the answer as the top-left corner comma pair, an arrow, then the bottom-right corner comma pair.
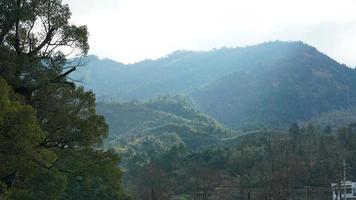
63,0 -> 356,66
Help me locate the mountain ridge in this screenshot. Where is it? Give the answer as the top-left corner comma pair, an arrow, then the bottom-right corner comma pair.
72,41 -> 356,129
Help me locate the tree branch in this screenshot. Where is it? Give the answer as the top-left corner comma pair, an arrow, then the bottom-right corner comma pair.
53,67 -> 76,81
28,27 -> 56,56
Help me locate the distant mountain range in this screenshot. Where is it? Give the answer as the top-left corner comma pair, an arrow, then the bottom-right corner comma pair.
72,41 -> 356,130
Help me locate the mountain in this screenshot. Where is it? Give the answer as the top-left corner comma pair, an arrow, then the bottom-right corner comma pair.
73,41 -> 356,129
73,41 -> 303,101
193,42 -> 356,129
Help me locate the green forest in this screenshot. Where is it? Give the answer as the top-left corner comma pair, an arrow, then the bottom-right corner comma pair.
2,1 -> 356,200
98,98 -> 356,200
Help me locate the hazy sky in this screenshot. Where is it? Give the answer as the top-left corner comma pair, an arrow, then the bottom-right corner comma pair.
64,0 -> 356,66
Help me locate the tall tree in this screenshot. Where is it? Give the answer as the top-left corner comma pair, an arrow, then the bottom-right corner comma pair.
0,0 -> 129,199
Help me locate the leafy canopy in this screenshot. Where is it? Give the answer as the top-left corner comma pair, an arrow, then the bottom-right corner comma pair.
0,0 -> 129,199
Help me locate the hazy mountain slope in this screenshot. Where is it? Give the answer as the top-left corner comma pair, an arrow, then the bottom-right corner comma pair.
75,41 -> 356,130
193,42 -> 356,129
73,41 -> 303,101
71,56 -> 126,97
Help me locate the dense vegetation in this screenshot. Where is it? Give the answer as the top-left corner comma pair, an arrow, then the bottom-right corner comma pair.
0,1 -> 129,199
97,97 -> 356,199
98,96 -> 233,151
96,97 -> 236,199
118,120 -> 356,200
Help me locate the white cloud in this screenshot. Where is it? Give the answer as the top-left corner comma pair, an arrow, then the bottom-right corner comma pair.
63,0 -> 356,66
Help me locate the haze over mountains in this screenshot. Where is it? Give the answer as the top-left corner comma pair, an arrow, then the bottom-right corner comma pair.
73,41 -> 356,130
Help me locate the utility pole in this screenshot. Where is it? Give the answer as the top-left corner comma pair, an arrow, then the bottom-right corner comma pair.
343,160 -> 347,200
305,186 -> 309,200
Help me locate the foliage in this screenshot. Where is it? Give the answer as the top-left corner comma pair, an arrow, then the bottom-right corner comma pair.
0,1 -> 129,199
99,95 -> 233,151
120,122 -> 356,199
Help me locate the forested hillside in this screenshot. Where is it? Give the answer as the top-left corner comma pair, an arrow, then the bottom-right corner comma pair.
94,96 -> 356,199
74,41 -> 356,130
193,42 -> 356,129
74,41 -> 313,101
97,96 -> 234,150
95,97 -> 237,199
109,116 -> 356,199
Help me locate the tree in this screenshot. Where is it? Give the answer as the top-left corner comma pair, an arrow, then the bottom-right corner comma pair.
289,123 -> 300,152
0,1 -> 129,199
0,79 -> 67,200
0,0 -> 88,99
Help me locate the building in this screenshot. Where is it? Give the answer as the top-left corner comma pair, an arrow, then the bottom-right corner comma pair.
332,181 -> 356,200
